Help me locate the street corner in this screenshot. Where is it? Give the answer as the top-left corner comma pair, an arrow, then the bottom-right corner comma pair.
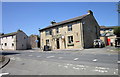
0,56 -> 10,69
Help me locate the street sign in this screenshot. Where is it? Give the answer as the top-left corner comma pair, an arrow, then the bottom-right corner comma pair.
35,40 -> 39,43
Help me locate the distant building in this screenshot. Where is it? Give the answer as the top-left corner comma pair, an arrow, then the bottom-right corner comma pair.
29,35 -> 40,48
39,10 -> 100,50
0,30 -> 29,50
100,26 -> 117,46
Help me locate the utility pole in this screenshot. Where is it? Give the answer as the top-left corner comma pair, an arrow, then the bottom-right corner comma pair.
118,1 -> 120,26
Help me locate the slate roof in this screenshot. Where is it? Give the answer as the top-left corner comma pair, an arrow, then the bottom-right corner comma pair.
100,26 -> 118,29
39,14 -> 88,31
2,32 -> 17,37
1,30 -> 23,37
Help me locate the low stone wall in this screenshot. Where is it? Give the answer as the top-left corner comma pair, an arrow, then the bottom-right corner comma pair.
0,55 -> 5,62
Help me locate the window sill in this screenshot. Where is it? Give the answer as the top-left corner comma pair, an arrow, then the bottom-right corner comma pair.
67,43 -> 74,46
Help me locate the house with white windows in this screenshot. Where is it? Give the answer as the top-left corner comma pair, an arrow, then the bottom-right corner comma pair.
0,30 -> 30,50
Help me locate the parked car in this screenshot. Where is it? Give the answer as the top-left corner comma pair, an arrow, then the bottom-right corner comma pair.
93,39 -> 105,48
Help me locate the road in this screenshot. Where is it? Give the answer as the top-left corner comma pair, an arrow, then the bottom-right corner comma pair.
0,46 -> 119,75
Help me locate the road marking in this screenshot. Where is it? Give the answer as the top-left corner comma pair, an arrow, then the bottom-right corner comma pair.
0,73 -> 9,77
73,67 -> 79,70
30,51 -> 34,52
114,72 -> 116,74
77,65 -> 85,67
116,69 -> 118,71
95,67 -> 109,70
81,68 -> 86,70
46,56 -> 55,58
29,55 -> 33,56
110,50 -> 114,51
37,55 -> 41,57
92,58 -> 97,62
64,66 -> 68,68
58,65 -> 62,67
93,69 -> 108,73
74,58 -> 79,61
16,57 -> 21,61
58,57 -> 63,59
117,61 -> 120,64
10,57 -> 15,60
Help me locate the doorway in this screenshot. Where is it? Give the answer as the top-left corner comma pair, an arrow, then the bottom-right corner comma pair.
56,39 -> 60,49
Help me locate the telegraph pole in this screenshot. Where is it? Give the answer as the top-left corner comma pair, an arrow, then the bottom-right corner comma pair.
118,1 -> 120,26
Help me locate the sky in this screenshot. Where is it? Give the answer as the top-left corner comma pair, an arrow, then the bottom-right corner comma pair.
2,2 -> 118,36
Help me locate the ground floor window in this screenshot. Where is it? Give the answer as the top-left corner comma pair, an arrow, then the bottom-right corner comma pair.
68,36 -> 73,43
12,43 -> 14,46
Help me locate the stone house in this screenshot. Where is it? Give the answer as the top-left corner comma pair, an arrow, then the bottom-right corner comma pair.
29,35 -> 40,48
0,30 -> 29,50
39,10 -> 100,50
100,26 -> 117,46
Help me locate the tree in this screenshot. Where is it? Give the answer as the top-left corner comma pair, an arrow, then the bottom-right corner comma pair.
114,26 -> 120,37
114,26 -> 120,46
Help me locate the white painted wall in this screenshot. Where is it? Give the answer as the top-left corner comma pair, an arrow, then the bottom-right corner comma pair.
0,31 -> 29,50
0,35 -> 16,50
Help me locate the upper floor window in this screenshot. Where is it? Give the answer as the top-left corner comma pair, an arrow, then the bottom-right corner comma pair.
100,29 -> 105,31
12,36 -> 14,38
56,28 -> 59,33
109,29 -> 112,31
5,43 -> 7,46
68,36 -> 73,43
68,24 -> 72,31
46,30 -> 52,35
46,39 -> 49,45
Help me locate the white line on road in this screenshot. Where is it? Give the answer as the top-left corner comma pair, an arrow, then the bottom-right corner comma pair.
29,55 -> 33,56
10,57 -> 15,60
95,67 -> 109,70
0,73 -> 9,77
92,58 -> 97,62
93,69 -> 108,73
73,67 -> 79,70
114,72 -> 116,74
46,56 -> 55,58
64,66 -> 68,68
58,65 -> 62,67
74,58 -> 79,61
30,51 -> 34,52
37,56 -> 41,58
77,65 -> 85,68
110,50 -> 114,51
58,57 -> 63,59
117,61 -> 120,64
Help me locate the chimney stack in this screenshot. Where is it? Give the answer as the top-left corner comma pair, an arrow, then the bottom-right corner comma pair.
87,10 -> 93,15
51,20 -> 56,25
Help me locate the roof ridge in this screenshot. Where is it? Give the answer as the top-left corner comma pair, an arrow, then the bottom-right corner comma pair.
40,14 -> 89,31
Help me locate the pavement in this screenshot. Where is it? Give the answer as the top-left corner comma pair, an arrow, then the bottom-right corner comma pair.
0,46 -> 119,75
0,56 -> 10,69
